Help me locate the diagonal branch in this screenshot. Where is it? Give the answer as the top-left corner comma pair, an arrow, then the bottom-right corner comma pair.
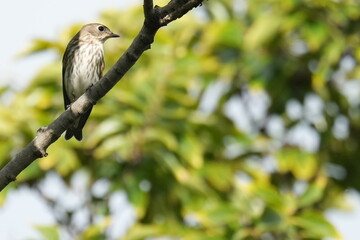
0,0 -> 205,191
159,0 -> 204,26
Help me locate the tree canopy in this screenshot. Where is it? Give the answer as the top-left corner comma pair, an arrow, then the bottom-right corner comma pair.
1,0 -> 360,239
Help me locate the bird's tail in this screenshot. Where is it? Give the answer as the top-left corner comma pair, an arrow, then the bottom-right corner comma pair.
64,106 -> 93,141
65,127 -> 83,141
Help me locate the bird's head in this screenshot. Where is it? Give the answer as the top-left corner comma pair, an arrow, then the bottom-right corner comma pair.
79,23 -> 119,43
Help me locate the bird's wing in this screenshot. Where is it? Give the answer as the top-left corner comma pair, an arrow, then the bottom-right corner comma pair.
62,33 -> 80,110
62,71 -> 71,110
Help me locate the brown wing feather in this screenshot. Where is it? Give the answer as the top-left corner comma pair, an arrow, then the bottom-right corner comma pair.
62,32 -> 80,110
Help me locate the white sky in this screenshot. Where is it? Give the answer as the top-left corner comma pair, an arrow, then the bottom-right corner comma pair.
0,0 -> 360,239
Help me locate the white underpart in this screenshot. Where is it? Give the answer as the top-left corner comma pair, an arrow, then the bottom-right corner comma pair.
68,42 -> 104,101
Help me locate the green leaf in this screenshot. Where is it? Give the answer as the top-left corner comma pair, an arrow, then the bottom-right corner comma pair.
87,117 -> 126,145
19,39 -> 61,57
179,134 -> 204,169
145,127 -> 178,151
54,146 -> 80,176
34,225 -> 60,240
293,211 -> 339,238
202,162 -> 232,191
254,186 -> 284,210
122,224 -> 163,240
260,207 -> 282,226
0,86 -> 8,96
302,22 -> 329,51
298,175 -> 326,207
244,11 -> 283,50
276,149 -> 318,180
218,21 -> 243,48
27,63 -> 61,88
17,162 -> 42,182
115,89 -> 147,111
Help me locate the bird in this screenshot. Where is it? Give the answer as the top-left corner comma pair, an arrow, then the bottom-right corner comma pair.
62,23 -> 119,141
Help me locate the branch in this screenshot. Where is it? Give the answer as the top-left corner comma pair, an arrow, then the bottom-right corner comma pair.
0,0 -> 204,191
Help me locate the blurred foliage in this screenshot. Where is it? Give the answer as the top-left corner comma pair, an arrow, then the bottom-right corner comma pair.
1,0 -> 360,239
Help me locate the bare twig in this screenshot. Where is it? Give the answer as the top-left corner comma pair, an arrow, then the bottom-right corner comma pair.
0,0 -> 205,191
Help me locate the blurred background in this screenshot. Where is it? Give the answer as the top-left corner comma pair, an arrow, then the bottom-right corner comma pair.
1,0 -> 360,239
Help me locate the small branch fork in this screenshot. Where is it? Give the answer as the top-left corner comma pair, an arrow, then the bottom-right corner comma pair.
0,0 -> 205,191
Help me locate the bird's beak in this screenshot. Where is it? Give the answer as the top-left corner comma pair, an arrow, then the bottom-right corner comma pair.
109,32 -> 120,38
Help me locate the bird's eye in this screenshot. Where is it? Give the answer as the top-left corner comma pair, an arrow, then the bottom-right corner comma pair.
98,26 -> 105,31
